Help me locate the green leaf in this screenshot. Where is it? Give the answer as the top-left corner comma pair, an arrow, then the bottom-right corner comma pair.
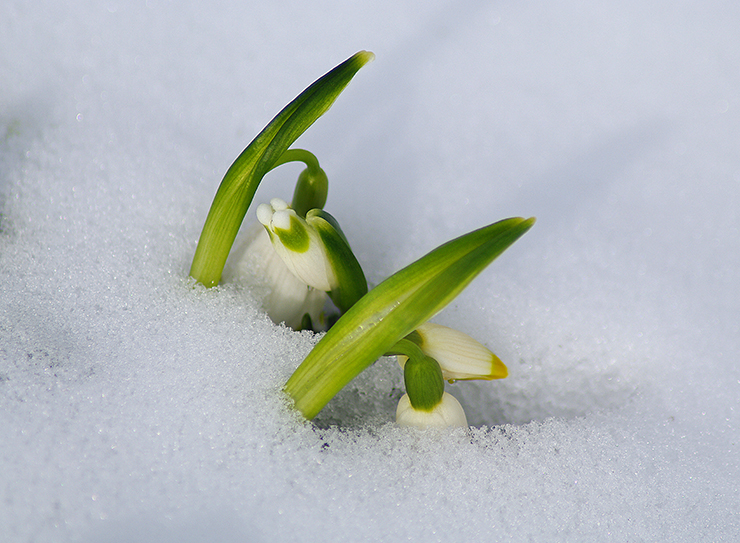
284,216 -> 535,419
190,51 -> 375,287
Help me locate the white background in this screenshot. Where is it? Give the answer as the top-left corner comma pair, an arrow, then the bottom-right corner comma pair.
1,1 -> 739,541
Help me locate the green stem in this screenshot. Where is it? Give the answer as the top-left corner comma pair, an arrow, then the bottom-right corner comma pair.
269,148 -> 329,217
289,158 -> 329,218
272,148 -> 321,173
384,338 -> 424,359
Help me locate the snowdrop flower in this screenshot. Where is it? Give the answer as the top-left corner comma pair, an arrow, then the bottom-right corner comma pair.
257,197 -> 367,316
257,198 -> 338,292
228,158 -> 366,331
189,51 -> 374,289
286,216 -> 534,420
393,348 -> 468,429
227,223 -> 327,330
396,392 -> 468,429
398,322 -> 507,382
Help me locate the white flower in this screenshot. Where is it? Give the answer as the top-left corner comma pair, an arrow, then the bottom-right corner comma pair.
225,222 -> 326,330
397,322 -> 507,382
257,198 -> 338,292
395,392 -> 468,429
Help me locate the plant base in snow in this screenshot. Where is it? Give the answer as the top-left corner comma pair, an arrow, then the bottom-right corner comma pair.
190,52 -> 534,429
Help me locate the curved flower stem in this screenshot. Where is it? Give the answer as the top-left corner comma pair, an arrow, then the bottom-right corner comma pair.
265,148 -> 329,218
271,148 -> 321,173
385,338 -> 425,360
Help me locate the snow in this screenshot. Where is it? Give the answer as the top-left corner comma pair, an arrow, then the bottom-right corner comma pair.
2,1 -> 739,541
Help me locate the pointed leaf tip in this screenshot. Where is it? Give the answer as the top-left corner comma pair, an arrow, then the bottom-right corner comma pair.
354,51 -> 375,64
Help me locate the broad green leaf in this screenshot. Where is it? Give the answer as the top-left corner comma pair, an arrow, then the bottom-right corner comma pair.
284,216 -> 535,419
190,51 -> 374,287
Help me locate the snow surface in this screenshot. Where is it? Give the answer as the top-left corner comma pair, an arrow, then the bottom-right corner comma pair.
2,1 -> 739,541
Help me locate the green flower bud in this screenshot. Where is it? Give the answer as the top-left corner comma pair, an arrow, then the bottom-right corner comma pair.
403,354 -> 444,411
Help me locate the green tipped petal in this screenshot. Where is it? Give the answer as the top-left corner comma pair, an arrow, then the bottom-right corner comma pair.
273,213 -> 311,253
285,216 -> 535,419
256,200 -> 367,308
306,209 -> 368,313
258,199 -> 337,292
190,51 -> 374,287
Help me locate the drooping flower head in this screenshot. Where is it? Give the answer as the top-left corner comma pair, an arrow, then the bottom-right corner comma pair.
226,223 -> 327,330
389,337 -> 469,429
257,198 -> 367,316
257,198 -> 338,292
398,322 -> 508,382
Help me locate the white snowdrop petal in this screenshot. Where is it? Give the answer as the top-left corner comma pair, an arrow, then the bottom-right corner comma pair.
256,203 -> 274,226
395,392 -> 468,429
416,322 -> 507,380
270,197 -> 290,211
255,200 -> 338,292
271,209 -> 293,231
